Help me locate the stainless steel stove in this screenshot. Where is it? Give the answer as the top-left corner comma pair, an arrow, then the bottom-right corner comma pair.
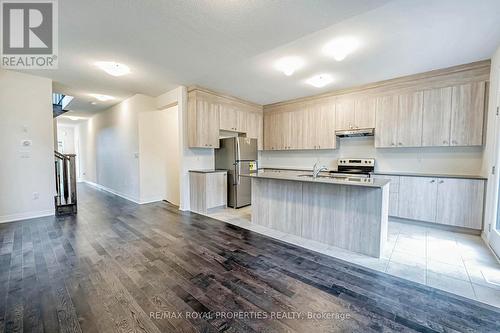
329,158 -> 375,178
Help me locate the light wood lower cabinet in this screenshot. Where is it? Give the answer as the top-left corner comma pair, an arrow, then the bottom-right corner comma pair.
189,171 -> 227,214
435,178 -> 484,229
398,176 -> 438,222
391,175 -> 484,230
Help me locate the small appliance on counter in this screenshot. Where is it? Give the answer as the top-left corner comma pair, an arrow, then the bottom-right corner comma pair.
215,137 -> 258,208
330,158 -> 375,178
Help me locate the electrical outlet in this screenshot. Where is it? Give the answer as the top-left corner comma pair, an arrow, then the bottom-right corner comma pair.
33,192 -> 39,200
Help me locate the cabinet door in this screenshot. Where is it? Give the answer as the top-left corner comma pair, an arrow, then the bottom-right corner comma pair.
315,102 -> 336,149
354,98 -> 376,129
247,112 -> 263,150
422,87 -> 452,146
375,95 -> 398,148
397,91 -> 423,147
236,109 -> 248,133
280,111 -> 301,150
436,178 -> 484,229
450,82 -> 485,146
219,104 -> 237,131
264,112 -> 281,150
189,98 -> 220,148
398,176 -> 438,222
335,99 -> 355,130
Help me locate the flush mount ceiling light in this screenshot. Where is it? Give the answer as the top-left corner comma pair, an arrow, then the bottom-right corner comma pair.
95,61 -> 131,76
323,37 -> 360,61
89,93 -> 115,102
306,74 -> 334,88
274,56 -> 304,76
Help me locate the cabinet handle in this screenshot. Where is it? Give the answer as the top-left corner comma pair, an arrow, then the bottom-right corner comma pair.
430,180 -> 435,183
391,143 -> 395,146
443,140 -> 448,144
438,180 -> 444,184
452,140 -> 457,145
398,142 -> 403,146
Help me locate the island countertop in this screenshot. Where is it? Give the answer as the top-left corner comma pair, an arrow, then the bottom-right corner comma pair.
241,171 -> 390,188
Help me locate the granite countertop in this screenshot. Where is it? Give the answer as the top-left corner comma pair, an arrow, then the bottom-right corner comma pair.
189,169 -> 227,174
373,171 -> 487,180
261,167 -> 487,180
241,171 -> 390,188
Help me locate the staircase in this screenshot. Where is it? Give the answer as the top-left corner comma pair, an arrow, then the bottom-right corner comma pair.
54,151 -> 77,215
53,93 -> 73,118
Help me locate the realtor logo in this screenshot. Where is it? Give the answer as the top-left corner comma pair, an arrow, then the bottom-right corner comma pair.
1,0 -> 58,69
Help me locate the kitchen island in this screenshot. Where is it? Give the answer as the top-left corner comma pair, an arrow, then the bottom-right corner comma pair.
242,171 -> 390,257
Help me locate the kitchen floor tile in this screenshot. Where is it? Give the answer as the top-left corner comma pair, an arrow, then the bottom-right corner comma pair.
426,271 -> 476,299
472,283 -> 500,308
386,262 -> 426,284
427,260 -> 469,281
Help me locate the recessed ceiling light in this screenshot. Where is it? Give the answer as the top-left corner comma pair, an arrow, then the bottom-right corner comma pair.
323,37 -> 360,61
62,115 -> 88,121
89,93 -> 115,102
306,74 -> 334,88
95,61 -> 131,76
274,56 -> 304,76
90,101 -> 97,105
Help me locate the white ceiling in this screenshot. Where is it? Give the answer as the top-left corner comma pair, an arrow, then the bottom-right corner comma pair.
21,0 -> 500,114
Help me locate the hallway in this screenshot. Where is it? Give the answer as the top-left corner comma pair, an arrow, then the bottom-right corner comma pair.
0,184 -> 499,332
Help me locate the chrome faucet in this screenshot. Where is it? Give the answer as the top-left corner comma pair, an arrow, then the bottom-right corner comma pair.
313,162 -> 328,179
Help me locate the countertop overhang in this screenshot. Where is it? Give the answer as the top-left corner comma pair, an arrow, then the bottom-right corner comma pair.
241,171 -> 390,188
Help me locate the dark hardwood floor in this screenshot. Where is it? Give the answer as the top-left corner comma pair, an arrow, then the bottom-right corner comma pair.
0,184 -> 499,332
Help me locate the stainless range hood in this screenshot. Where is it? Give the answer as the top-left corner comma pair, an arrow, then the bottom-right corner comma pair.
335,128 -> 374,138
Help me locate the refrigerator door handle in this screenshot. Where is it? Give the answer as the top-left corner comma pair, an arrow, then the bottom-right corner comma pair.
234,165 -> 240,185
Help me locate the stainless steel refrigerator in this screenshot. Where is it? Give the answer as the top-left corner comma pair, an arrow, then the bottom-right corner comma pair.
215,137 -> 258,208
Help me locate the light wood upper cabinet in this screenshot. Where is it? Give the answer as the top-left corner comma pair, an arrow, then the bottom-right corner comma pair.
422,87 -> 452,147
335,99 -> 355,130
335,98 -> 375,130
398,176 -> 438,222
375,95 -> 398,148
246,111 -> 263,150
219,104 -> 247,132
450,82 -> 485,146
435,178 -> 484,229
308,102 -> 336,149
219,103 -> 237,131
187,92 -> 220,148
397,91 -> 423,147
264,112 -> 283,150
354,98 -> 376,129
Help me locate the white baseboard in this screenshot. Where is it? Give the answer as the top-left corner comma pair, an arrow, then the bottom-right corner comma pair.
0,209 -> 54,224
84,181 -> 144,204
139,197 -> 165,204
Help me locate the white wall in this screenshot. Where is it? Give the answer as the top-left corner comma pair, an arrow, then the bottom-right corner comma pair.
261,137 -> 484,175
79,94 -> 156,202
163,106 -> 180,206
155,87 -> 214,211
481,45 -> 500,241
138,110 -> 168,203
56,125 -> 76,154
0,70 -> 55,222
